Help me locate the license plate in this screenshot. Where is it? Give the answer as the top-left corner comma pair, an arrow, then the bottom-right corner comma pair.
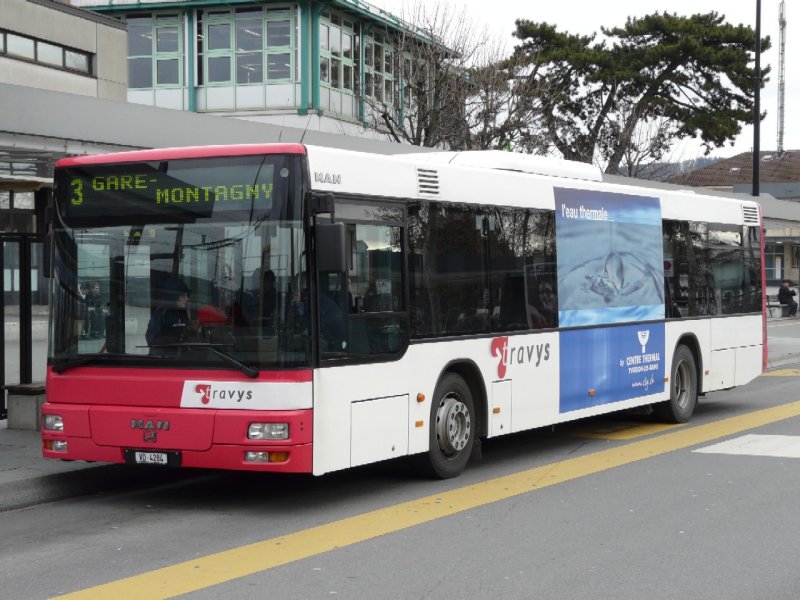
134,451 -> 168,465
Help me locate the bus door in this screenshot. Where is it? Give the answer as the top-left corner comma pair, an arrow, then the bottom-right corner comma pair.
314,200 -> 408,362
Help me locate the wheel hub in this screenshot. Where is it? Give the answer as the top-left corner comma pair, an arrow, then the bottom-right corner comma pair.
435,394 -> 471,457
674,360 -> 691,409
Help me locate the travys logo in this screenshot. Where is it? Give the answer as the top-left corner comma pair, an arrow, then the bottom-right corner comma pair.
181,379 -> 312,411
195,384 -> 212,404
491,336 -> 551,379
193,383 -> 253,404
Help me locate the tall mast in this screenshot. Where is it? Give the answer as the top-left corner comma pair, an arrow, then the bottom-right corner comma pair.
777,0 -> 786,155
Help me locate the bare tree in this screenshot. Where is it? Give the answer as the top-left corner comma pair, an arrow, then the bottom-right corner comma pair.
463,38 -> 551,152
601,100 -> 682,178
362,2 -> 547,151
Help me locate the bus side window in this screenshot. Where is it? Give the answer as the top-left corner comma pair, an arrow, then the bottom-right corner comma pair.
319,272 -> 347,354
345,221 -> 406,357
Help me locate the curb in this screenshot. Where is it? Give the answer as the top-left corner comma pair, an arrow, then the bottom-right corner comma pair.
0,464 -> 115,512
766,355 -> 800,370
0,463 -> 210,512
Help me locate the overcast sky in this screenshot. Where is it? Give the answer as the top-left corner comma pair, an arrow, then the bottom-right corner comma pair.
371,0 -> 797,159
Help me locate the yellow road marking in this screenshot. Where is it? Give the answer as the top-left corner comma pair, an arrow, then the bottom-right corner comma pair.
55,400 -> 800,600
570,421 -> 682,440
762,369 -> 800,377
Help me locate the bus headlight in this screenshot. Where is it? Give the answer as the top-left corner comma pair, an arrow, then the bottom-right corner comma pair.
44,440 -> 68,452
43,415 -> 64,431
248,423 -> 289,440
244,451 -> 289,463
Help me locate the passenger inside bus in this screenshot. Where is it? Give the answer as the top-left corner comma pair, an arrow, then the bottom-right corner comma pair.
528,277 -> 557,328
498,275 -> 527,330
235,269 -> 278,337
146,278 -> 195,355
84,281 -> 106,339
317,272 -> 347,353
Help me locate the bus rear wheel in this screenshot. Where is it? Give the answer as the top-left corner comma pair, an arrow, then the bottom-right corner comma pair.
654,345 -> 697,423
423,373 -> 475,479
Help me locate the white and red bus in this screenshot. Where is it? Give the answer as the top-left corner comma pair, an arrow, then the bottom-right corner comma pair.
42,144 -> 765,478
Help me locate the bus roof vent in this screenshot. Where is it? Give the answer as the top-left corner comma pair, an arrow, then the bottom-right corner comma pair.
417,168 -> 440,196
413,150 -> 603,182
742,204 -> 760,225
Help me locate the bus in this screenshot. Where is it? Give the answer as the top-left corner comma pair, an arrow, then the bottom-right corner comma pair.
42,143 -> 765,478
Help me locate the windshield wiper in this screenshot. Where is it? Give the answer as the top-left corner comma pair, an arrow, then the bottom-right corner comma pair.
146,342 -> 260,378
52,353 -> 122,374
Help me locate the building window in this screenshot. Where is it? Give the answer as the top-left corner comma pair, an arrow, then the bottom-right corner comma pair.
197,6 -> 294,87
0,29 -> 93,76
266,9 -> 292,80
764,243 -> 782,281
126,13 -> 183,89
361,32 -> 396,106
236,8 -> 263,83
0,191 -> 37,233
320,12 -> 355,93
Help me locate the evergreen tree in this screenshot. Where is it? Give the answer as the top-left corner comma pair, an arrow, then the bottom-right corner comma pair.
513,12 -> 770,174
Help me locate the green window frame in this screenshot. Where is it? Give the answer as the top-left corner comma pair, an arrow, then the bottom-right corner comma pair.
200,5 -> 294,87
319,12 -> 355,94
205,9 -> 234,85
126,13 -> 183,90
266,7 -> 294,82
362,32 -> 395,106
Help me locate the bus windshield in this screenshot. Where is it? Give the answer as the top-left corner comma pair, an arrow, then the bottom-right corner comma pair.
49,154 -> 310,372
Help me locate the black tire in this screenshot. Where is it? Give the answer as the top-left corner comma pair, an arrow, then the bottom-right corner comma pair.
654,345 -> 698,423
421,373 -> 475,479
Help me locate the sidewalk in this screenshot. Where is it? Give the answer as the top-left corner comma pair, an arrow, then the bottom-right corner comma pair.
0,418 -> 201,511
1,311 -> 798,512
0,419 -> 127,511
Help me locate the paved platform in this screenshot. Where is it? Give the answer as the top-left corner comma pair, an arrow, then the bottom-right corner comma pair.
0,419 -> 120,511
0,419 -> 206,511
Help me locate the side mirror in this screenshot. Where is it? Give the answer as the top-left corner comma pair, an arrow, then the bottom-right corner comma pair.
316,221 -> 346,273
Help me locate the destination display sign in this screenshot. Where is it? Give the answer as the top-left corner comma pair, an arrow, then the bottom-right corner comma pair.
56,156 -> 278,225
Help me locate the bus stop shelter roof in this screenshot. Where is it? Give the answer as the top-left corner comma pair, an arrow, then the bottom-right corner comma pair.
0,82 -> 427,188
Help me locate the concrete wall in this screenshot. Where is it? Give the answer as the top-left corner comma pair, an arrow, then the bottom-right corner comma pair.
234,112 -> 396,143
0,0 -> 126,100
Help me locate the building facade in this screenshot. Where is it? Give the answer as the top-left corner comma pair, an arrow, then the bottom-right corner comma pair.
1,0 -> 126,101
73,0 -> 415,138
1,0 -> 127,226
0,0 -> 129,392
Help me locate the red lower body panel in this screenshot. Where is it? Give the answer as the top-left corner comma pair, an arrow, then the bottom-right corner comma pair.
41,402 -> 313,473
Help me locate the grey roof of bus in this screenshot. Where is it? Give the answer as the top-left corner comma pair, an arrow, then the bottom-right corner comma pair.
402,150 -> 603,182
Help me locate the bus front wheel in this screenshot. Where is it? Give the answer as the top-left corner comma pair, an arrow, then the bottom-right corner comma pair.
423,373 -> 475,479
654,345 -> 697,423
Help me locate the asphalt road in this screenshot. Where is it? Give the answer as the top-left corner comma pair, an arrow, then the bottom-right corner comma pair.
2,363 -> 800,600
